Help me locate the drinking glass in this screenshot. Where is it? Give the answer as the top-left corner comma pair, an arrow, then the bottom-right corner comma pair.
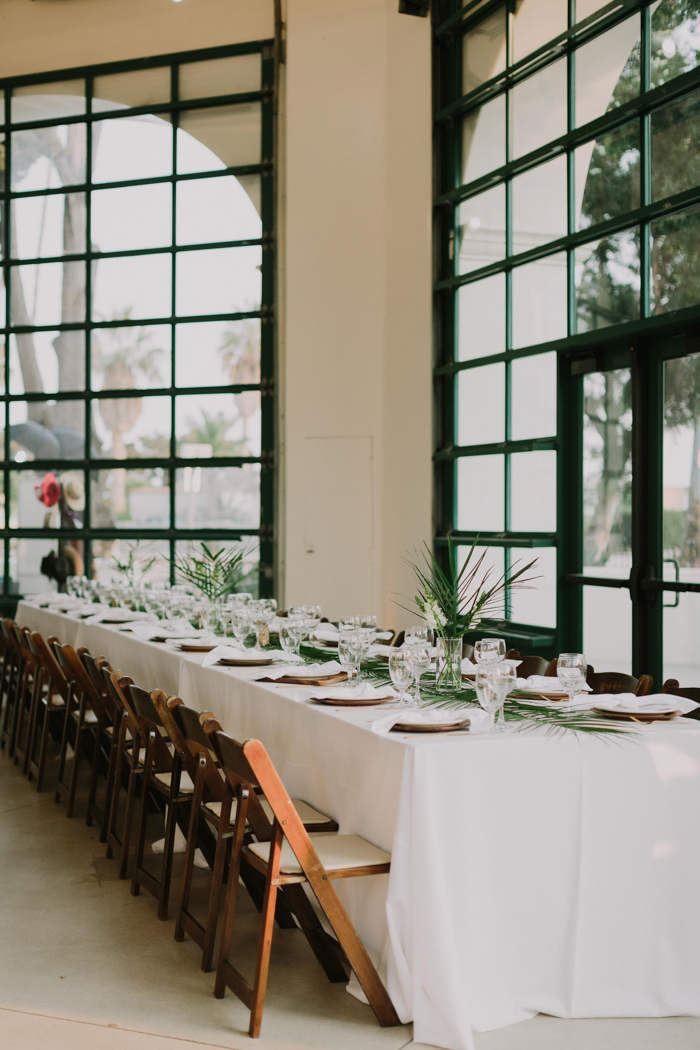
280,621 -> 302,658
406,625 -> 434,648
406,643 -> 431,706
389,649 -> 415,706
339,616 -> 361,632
474,638 -> 506,665
250,599 -> 275,650
232,608 -> 254,647
66,576 -> 79,599
476,663 -> 515,732
338,631 -> 363,683
557,653 -> 587,704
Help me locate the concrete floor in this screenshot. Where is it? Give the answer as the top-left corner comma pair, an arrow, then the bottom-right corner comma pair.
1,740 -> 700,1050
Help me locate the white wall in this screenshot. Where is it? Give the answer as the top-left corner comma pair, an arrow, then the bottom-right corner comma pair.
0,0 -> 433,630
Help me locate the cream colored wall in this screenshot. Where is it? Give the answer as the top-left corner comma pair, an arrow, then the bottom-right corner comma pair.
283,0 -> 432,627
0,0 -> 433,630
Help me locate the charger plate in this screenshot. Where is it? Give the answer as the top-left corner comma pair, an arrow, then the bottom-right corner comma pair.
593,706 -> 681,722
264,671 -> 348,686
311,694 -> 391,706
391,717 -> 471,733
510,688 -> 569,701
219,656 -> 273,667
176,642 -> 218,653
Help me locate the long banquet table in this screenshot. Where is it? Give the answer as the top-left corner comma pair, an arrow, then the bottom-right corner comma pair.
17,599 -> 700,1050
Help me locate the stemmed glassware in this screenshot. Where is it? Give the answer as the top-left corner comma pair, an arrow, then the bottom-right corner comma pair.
249,599 -> 276,650
389,649 -> 415,706
338,630 -> 363,685
232,607 -> 254,647
557,653 -> 587,705
474,638 -> 506,665
476,662 -> 516,732
406,643 -> 431,706
280,621 -> 303,658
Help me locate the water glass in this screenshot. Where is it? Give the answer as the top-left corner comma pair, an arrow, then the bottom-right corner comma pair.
557,653 -> 587,704
280,621 -> 302,657
338,631 -> 363,683
406,643 -> 431,706
389,649 -> 415,706
476,663 -> 515,732
406,625 -> 434,649
474,638 -> 506,665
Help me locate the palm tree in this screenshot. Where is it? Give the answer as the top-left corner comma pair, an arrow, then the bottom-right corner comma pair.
181,409 -> 246,458
218,319 -> 260,452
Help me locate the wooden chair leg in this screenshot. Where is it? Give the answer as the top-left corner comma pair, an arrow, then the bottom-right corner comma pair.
86,724 -> 106,828
157,795 -> 180,920
106,715 -> 129,860
175,757 -> 207,944
54,687 -> 76,804
131,736 -> 155,897
248,825 -> 284,1038
200,810 -> 232,972
66,705 -> 88,818
117,749 -> 140,878
214,793 -> 249,1001
281,883 -> 348,983
22,671 -> 42,778
34,703 -> 55,794
99,715 -> 122,844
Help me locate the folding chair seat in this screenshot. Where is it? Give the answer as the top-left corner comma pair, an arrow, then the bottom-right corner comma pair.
152,695 -> 338,973
24,631 -> 69,791
202,717 -> 400,1039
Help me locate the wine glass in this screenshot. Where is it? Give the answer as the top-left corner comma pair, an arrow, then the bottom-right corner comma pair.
406,643 -> 431,706
557,653 -> 587,705
232,608 -> 253,647
280,621 -> 302,658
338,631 -> 363,684
476,663 -> 515,732
474,638 -> 506,665
389,649 -> 414,706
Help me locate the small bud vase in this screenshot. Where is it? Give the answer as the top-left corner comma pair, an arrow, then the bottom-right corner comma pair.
436,636 -> 462,694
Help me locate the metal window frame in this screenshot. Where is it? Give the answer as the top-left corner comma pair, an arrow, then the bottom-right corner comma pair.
433,0 -> 700,663
0,40 -> 277,608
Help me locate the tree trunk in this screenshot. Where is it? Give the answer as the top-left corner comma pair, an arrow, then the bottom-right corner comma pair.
8,203 -> 45,422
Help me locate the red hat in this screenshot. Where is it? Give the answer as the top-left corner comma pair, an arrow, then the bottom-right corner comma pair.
36,472 -> 61,508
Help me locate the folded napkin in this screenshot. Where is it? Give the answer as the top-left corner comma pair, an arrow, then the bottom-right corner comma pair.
86,609 -> 148,625
595,692 -> 699,715
370,707 -> 492,735
253,660 -> 344,681
202,646 -> 303,669
117,621 -> 198,642
516,674 -> 592,693
309,683 -> 396,702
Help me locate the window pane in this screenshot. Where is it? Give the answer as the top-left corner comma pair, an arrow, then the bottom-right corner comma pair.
176,175 -> 261,245
457,363 -> 505,446
11,124 -> 87,190
175,319 -> 260,388
462,7 -> 506,95
583,585 -> 632,673
10,468 -> 85,529
92,114 -> 173,183
461,95 -> 506,185
510,450 -> 556,531
576,121 -> 640,231
512,59 -> 567,159
94,67 -> 171,111
664,592 -> 700,686
91,466 -> 170,529
92,253 -> 172,321
459,544 -> 505,614
10,538 -> 59,595
457,275 -> 505,361
11,261 -> 85,327
576,0 -> 612,20
512,155 -> 567,253
91,325 -> 171,392
11,80 -> 85,123
175,392 -> 261,458
13,192 -> 86,259
583,369 -> 632,577
511,352 -> 557,440
575,15 -> 641,127
93,394 -> 171,459
93,537 -> 170,584
512,253 -> 567,349
92,183 -> 172,252
651,205 -> 700,316
513,0 -> 567,63
509,546 -> 556,628
10,331 -> 85,395
9,399 -> 85,460
456,456 -> 505,531
175,538 -> 260,594
175,465 -> 260,529
457,185 -> 505,275
651,91 -> 700,202
179,54 -> 261,100
176,246 -> 262,317
575,229 -> 640,333
651,0 -> 700,90
177,103 -> 261,173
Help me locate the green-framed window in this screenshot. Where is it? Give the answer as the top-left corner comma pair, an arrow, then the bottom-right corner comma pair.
433,0 -> 700,675
0,41 -> 276,604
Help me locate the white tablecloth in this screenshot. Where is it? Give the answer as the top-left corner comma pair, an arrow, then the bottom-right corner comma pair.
17,599 -> 700,1049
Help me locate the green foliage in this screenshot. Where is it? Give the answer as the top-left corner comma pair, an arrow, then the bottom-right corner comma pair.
110,540 -> 156,586
180,410 -> 246,457
403,537 -> 538,638
170,541 -> 255,601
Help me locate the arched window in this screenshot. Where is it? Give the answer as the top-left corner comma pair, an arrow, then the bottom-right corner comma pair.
0,44 -> 275,600
434,0 -> 700,682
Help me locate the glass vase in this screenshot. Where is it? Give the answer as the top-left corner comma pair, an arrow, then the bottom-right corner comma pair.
436,636 -> 462,694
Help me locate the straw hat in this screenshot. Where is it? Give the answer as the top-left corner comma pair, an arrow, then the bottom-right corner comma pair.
60,472 -> 85,512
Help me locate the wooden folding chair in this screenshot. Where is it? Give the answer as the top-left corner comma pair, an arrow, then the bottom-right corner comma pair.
0,619 -> 16,751
52,639 -> 105,817
203,718 -> 400,1039
98,665 -> 143,877
661,680 -> 700,721
12,627 -> 42,773
127,684 -> 195,920
155,695 -> 338,973
24,631 -> 70,791
505,650 -> 549,677
0,621 -> 21,755
586,671 -> 653,695
79,650 -> 119,843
